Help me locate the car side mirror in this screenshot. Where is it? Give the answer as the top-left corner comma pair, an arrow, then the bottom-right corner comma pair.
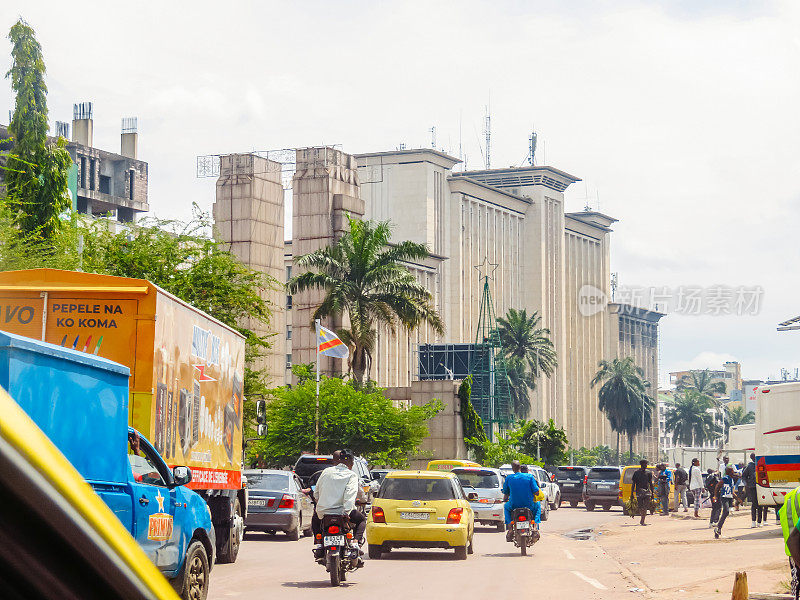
172,466 -> 192,487
467,492 -> 478,501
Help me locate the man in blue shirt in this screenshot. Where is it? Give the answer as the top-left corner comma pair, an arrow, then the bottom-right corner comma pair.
502,460 -> 541,541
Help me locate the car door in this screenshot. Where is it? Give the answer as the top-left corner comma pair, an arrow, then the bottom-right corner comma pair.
127,437 -> 178,571
294,474 -> 313,530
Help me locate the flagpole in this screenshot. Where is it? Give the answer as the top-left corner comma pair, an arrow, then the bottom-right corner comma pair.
315,318 -> 320,454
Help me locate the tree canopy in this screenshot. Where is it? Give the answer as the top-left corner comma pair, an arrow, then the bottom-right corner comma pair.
248,370 -> 443,468
663,390 -> 717,447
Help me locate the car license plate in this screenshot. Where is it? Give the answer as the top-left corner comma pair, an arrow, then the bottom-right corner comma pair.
598,485 -> 611,490
248,499 -> 266,507
516,521 -> 530,530
401,512 -> 430,520
324,535 -> 345,547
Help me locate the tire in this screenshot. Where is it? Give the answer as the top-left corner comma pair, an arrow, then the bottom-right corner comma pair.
585,501 -> 595,512
551,493 -> 560,510
540,502 -> 549,522
179,540 -> 210,600
368,544 -> 382,560
520,537 -> 527,556
496,521 -> 505,532
328,554 -> 341,586
467,533 -> 474,555
216,498 -> 242,564
454,545 -> 468,560
603,504 -> 611,512
570,500 -> 578,508
286,518 -> 301,541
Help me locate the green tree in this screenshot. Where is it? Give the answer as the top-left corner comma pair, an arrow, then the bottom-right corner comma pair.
725,405 -> 755,427
675,370 -> 727,397
497,308 -> 557,379
4,19 -> 71,241
663,390 -> 716,446
591,357 -> 649,462
621,388 -> 654,459
464,434 -> 539,469
249,374 -> 442,468
573,445 -> 616,467
458,375 -> 487,456
516,419 -> 569,465
288,216 -> 443,384
505,356 -> 535,419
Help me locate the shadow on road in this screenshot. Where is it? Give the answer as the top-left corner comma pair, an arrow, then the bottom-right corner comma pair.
377,550 -> 460,561
474,527 -> 504,534
243,532 -> 297,543
282,581 -> 356,589
484,552 -> 533,558
731,529 -> 783,541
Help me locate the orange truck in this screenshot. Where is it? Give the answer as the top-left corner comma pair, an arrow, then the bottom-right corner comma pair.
0,268 -> 248,563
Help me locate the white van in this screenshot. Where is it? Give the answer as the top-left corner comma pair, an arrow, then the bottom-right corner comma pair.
755,382 -> 800,507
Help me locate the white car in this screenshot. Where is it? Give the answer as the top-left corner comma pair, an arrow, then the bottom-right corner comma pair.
527,465 -> 560,521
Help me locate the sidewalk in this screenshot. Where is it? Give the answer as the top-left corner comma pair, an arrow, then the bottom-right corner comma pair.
594,507 -> 788,599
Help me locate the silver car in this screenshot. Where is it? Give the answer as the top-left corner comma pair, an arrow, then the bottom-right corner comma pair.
244,469 -> 314,540
452,467 -> 506,531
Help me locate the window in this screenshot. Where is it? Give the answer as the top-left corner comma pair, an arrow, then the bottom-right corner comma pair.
380,477 -> 455,501
99,174 -> 110,194
452,469 -> 500,489
128,443 -> 167,487
286,266 -> 292,281
129,170 -> 134,200
89,159 -> 96,190
245,473 -> 290,491
80,157 -> 86,188
286,326 -> 292,340
286,353 -> 292,369
286,295 -> 292,309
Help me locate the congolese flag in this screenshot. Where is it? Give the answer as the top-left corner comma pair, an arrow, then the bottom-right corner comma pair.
317,324 -> 349,359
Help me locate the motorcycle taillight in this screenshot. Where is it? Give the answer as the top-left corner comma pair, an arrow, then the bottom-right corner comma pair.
517,514 -> 528,522
328,525 -> 340,534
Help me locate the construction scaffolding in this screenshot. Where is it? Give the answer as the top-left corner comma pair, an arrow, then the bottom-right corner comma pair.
468,261 -> 513,439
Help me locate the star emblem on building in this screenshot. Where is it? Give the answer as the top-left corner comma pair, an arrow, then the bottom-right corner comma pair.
156,490 -> 165,512
474,256 -> 499,281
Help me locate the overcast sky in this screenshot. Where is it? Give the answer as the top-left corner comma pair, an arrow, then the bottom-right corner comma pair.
2,1 -> 798,385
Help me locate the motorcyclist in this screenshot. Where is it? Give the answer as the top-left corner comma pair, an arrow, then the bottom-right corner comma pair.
502,460 -> 541,542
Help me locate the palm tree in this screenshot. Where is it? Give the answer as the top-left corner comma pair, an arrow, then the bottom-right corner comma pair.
676,370 -> 727,397
663,390 -> 717,446
591,357 -> 649,461
725,405 -> 755,426
288,216 -> 444,383
622,388 -> 655,459
505,356 -> 535,419
496,308 -> 557,379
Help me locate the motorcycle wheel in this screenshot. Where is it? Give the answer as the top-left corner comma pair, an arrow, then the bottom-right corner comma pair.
520,536 -> 527,556
328,554 -> 341,587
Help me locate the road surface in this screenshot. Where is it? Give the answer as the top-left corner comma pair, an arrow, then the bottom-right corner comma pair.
208,505 -> 641,599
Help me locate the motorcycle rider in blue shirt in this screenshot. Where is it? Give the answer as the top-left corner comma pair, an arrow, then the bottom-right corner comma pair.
502,460 -> 541,541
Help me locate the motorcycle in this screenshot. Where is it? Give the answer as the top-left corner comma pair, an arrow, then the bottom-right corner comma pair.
509,507 -> 539,556
315,513 -> 363,586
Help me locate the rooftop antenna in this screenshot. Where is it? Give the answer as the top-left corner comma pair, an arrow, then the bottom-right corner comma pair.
611,272 -> 618,301
483,102 -> 491,169
458,110 -> 463,170
429,126 -> 436,149
528,131 -> 538,165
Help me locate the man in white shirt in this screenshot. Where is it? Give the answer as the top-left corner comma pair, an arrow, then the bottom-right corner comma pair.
312,450 -> 366,544
688,458 -> 705,518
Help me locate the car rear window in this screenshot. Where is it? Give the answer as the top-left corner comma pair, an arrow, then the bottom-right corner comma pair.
294,456 -> 333,478
380,477 -> 455,501
246,473 -> 291,491
452,469 -> 500,489
557,468 -> 585,481
589,468 -> 620,480
622,467 -> 653,484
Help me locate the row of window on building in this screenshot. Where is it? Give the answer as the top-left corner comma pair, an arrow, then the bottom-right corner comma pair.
78,155 -> 135,201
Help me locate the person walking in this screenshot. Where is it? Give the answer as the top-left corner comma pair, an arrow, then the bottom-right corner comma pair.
780,485 -> 800,599
657,463 -> 671,516
673,462 -> 689,513
706,468 -> 721,528
742,453 -> 763,528
688,458 -> 704,518
713,466 -> 736,538
631,459 -> 655,526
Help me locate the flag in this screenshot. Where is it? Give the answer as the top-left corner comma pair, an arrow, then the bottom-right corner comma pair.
317,324 -> 349,359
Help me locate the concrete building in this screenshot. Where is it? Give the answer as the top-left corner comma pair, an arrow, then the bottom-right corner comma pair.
669,361 -> 741,396
214,146 -> 663,457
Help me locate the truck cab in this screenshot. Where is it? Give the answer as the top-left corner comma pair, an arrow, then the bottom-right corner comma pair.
0,331 -> 215,599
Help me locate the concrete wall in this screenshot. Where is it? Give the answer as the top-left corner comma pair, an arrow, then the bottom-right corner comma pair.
213,153 -> 285,385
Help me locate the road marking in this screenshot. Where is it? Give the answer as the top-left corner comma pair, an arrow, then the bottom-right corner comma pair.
563,549 -> 575,560
571,570 -> 608,590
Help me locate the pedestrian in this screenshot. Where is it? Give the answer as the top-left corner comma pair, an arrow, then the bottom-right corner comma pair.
718,455 -> 730,476
673,462 -> 689,513
706,468 -> 721,528
734,463 -> 745,511
631,459 -> 655,526
742,453 -> 763,528
688,458 -> 704,518
713,466 -> 736,538
780,486 -> 800,599
657,463 -> 671,515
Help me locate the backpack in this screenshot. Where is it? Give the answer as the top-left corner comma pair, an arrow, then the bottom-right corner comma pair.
705,474 -> 718,492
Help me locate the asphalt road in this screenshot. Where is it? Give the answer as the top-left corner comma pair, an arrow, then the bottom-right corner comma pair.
207,503 -> 643,599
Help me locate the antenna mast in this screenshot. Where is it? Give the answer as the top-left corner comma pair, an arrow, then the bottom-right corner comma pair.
527,131 -> 538,165
483,104 -> 491,169
430,126 -> 437,149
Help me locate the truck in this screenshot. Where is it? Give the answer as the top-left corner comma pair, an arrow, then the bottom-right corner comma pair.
0,329 -> 214,599
728,423 -> 756,453
0,268 -> 248,563
755,382 -> 800,507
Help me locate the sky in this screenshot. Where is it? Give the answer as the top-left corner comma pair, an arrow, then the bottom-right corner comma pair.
1,1 -> 798,385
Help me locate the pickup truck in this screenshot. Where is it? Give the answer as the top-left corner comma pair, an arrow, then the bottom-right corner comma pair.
0,330 -> 215,600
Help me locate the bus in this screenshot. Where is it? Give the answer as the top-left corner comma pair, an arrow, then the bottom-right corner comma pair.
755,382 -> 800,507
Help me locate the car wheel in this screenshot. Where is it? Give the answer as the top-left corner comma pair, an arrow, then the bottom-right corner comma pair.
454,545 -> 468,560
216,498 -> 242,564
570,500 -> 578,508
585,501 -> 595,512
467,534 -> 474,555
603,504 -> 611,511
551,493 -> 560,510
368,544 -> 382,560
286,521 -> 301,541
179,540 -> 209,600
496,521 -> 505,532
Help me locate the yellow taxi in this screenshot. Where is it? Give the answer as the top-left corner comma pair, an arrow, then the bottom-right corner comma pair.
620,465 -> 679,510
426,459 -> 481,471
0,385 -> 179,599
366,470 -> 475,560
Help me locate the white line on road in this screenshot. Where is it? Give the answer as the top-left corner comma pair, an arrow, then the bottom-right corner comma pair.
563,549 -> 575,560
571,570 -> 608,590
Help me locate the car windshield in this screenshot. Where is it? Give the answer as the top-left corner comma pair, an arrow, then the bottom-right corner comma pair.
589,468 -> 620,480
557,468 -> 585,481
453,469 -> 500,489
623,467 -> 653,484
246,473 -> 290,491
294,457 -> 333,478
380,477 -> 455,501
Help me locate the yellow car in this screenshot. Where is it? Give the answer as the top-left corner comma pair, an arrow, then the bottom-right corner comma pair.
366,470 -> 475,560
620,465 -> 679,511
0,385 -> 179,599
426,459 -> 481,471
